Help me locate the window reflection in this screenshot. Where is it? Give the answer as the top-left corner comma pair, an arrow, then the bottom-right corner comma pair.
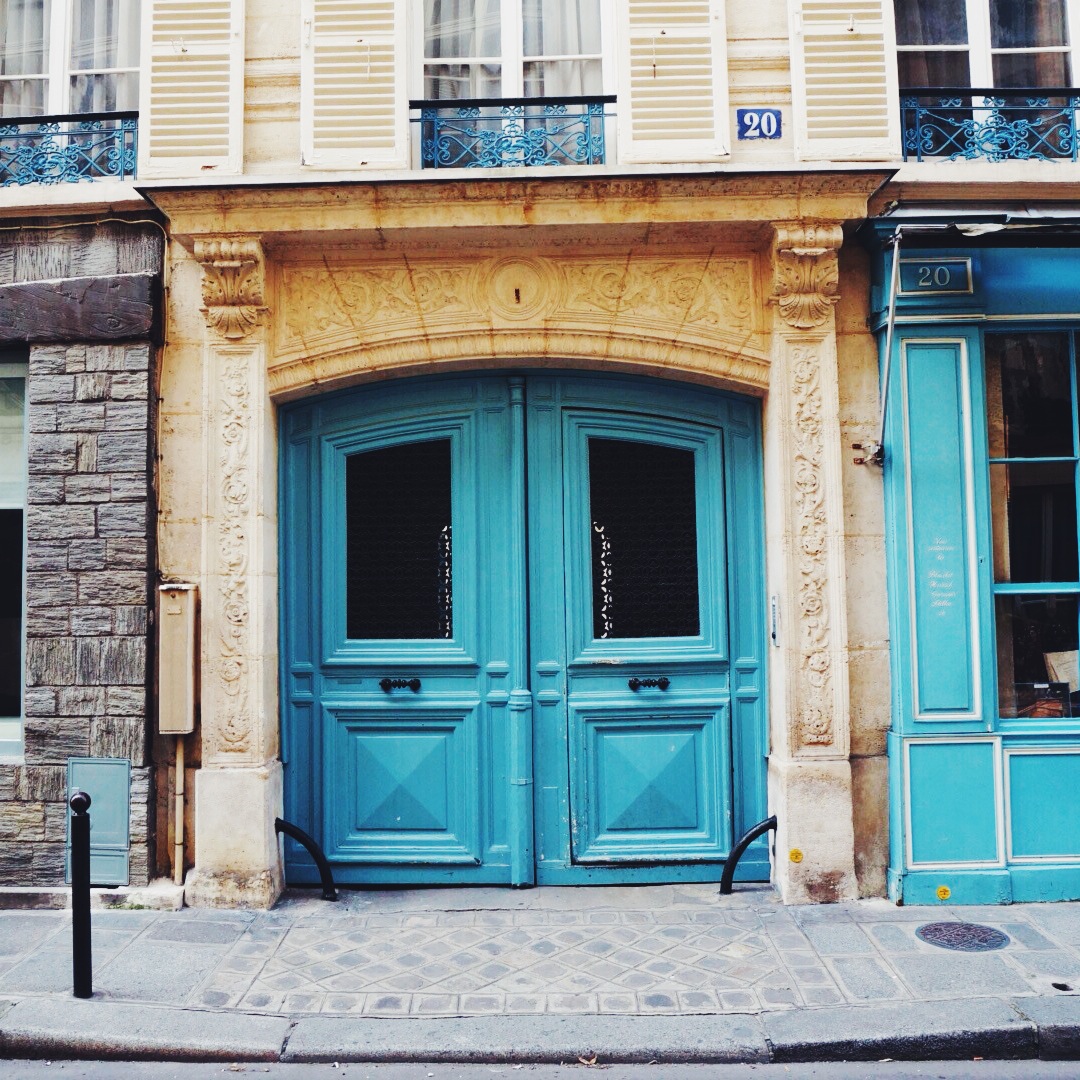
996,595 -> 1079,718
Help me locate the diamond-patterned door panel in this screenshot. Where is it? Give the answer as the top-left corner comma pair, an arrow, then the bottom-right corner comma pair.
570,704 -> 731,862
325,704 -> 482,864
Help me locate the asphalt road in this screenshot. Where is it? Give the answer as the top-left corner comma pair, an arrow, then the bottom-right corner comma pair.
0,1062 -> 1078,1079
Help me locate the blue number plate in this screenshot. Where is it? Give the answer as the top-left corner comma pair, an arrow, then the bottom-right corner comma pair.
898,258 -> 973,296
736,109 -> 782,140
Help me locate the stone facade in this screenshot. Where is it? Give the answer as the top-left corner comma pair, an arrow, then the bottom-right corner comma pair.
149,173 -> 892,907
0,222 -> 161,889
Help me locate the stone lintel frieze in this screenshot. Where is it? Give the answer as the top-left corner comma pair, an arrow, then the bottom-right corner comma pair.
771,223 -> 844,331
194,237 -> 267,341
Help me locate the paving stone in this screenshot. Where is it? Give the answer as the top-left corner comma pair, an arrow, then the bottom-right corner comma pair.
867,922 -> 919,951
598,992 -> 636,1012
1008,952 -> 1080,978
95,941 -> 228,1004
147,920 -> 247,945
831,956 -> 905,1001
366,994 -> 411,1015
800,922 -> 876,955
548,992 -> 597,1013
890,953 -> 1031,997
1002,922 -> 1059,951
413,994 -> 460,1014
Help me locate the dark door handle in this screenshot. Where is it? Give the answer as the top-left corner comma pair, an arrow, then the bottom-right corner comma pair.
380,677 -> 421,692
628,676 -> 670,691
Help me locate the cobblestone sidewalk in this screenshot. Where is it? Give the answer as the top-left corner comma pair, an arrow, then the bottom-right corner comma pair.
3,885 -> 1080,1019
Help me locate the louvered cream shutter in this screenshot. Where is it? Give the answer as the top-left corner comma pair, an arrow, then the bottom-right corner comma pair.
139,0 -> 244,177
788,0 -> 900,160
301,0 -> 407,169
617,0 -> 730,164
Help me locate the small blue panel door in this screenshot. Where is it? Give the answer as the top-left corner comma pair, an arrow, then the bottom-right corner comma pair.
281,374 -> 767,886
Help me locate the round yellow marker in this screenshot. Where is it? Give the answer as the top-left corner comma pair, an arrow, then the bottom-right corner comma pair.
936,885 -> 951,901
789,848 -> 804,864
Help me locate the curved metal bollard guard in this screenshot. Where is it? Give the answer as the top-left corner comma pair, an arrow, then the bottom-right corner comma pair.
275,818 -> 337,901
719,814 -> 777,896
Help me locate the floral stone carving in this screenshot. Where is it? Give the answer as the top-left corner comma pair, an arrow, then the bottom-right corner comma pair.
195,238 -> 267,341
771,224 -> 842,330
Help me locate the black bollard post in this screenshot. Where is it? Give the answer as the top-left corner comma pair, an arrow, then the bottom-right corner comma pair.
69,789 -> 93,998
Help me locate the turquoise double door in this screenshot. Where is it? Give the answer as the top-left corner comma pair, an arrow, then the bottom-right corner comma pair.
281,373 -> 767,886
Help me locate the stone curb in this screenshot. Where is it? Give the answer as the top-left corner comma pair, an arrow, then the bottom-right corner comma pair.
0,995 -> 1075,1064
762,998 -> 1038,1062
0,998 -> 292,1062
281,1014 -> 770,1064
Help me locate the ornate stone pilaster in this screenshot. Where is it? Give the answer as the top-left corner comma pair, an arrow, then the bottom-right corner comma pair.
767,222 -> 857,904
186,236 -> 282,908
770,223 -> 849,759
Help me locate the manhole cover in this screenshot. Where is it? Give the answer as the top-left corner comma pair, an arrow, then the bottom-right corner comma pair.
916,922 -> 1010,952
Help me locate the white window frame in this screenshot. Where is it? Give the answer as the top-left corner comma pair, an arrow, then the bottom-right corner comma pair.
1,0 -> 139,117
409,0 -> 617,102
0,359 -> 27,764
896,0 -> 1080,87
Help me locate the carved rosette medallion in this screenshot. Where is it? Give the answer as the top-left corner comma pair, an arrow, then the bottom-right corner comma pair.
195,238 -> 267,341
790,347 -> 833,748
212,352 -> 253,755
771,224 -> 842,330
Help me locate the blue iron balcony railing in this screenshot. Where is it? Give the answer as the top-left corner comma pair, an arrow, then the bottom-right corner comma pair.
0,111 -> 137,186
901,88 -> 1080,162
411,96 -> 614,169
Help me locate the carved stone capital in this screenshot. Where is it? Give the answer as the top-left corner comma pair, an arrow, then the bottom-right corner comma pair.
194,238 -> 267,341
771,223 -> 843,330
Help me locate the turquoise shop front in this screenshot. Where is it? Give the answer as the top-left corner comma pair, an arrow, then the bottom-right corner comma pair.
870,229 -> 1080,904
277,372 -> 769,887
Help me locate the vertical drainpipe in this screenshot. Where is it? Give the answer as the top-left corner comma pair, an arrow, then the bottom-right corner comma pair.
507,376 -> 535,886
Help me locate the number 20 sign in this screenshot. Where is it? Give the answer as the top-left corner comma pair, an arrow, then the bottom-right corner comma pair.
736,109 -> 782,140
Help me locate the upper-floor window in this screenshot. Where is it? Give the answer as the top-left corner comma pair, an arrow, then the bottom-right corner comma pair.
896,0 -> 1079,87
0,0 -> 139,117
421,0 -> 607,100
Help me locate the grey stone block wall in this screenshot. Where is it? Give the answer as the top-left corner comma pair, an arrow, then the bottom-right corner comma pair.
0,222 -> 161,889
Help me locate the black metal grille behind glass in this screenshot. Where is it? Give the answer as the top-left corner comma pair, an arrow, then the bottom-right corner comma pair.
588,437 -> 700,639
0,508 -> 23,718
346,439 -> 452,640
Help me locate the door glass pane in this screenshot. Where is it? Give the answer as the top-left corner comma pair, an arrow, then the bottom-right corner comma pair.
424,63 -> 501,99
0,377 -> 26,506
425,0 -> 501,59
0,0 -> 48,115
991,461 -> 1078,582
985,332 -> 1073,459
0,508 -> 22,720
895,0 -> 968,45
588,437 -> 700,639
990,0 -> 1068,47
346,439 -> 453,640
898,51 -> 972,87
69,0 -> 139,70
523,0 -> 602,57
523,59 -> 602,96
992,50 -> 1070,87
996,594 -> 1079,717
